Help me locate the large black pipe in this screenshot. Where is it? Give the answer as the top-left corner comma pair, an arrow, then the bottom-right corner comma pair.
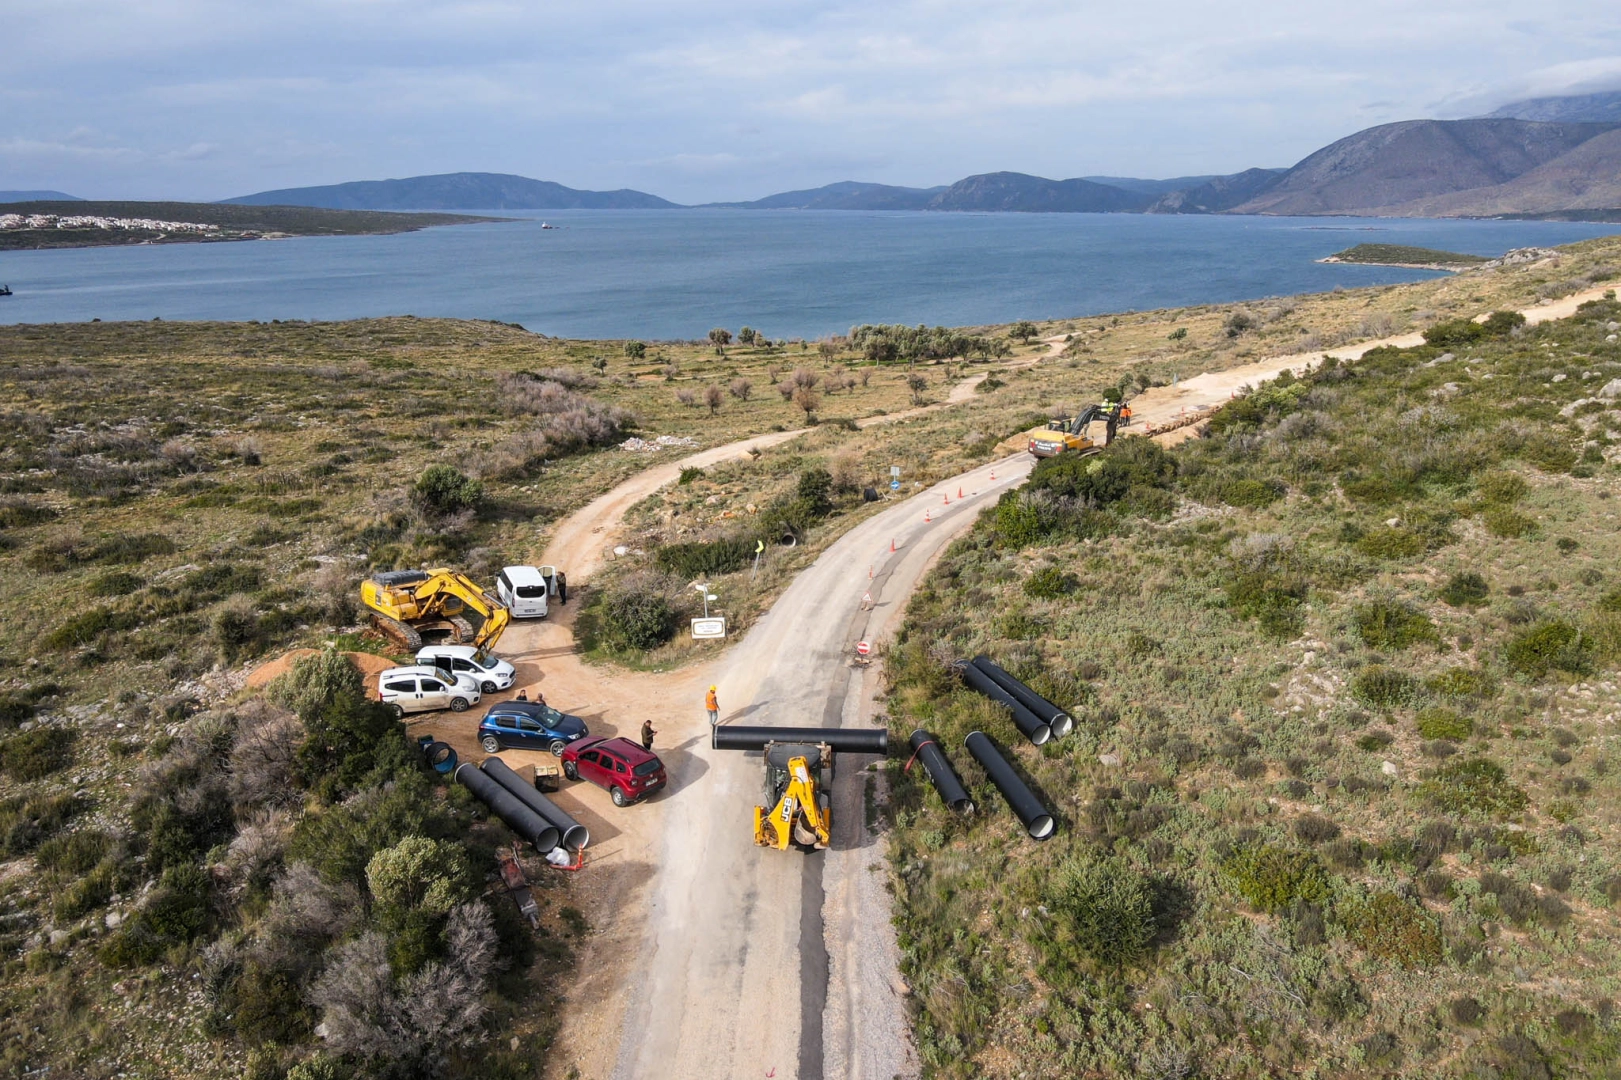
480,756 -> 591,851
971,656 -> 1075,738
953,661 -> 1051,745
964,731 -> 1054,840
453,762 -> 561,853
908,729 -> 973,815
712,725 -> 889,755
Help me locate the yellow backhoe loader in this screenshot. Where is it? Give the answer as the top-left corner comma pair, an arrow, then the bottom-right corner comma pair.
753,741 -> 832,851
360,569 -> 511,652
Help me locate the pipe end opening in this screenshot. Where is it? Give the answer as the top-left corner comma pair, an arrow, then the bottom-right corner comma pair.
1028,816 -> 1055,840
1050,715 -> 1074,738
1031,725 -> 1052,746
954,800 -> 976,816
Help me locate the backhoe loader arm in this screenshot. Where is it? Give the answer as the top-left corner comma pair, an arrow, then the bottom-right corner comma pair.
752,756 -> 831,850
413,572 -> 511,650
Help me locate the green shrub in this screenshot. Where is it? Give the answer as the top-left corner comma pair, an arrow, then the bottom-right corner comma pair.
1418,757 -> 1527,817
1477,472 -> 1527,505
1226,571 -> 1307,639
225,959 -> 314,1046
271,649 -> 411,790
1354,601 -> 1438,649
1483,505 -> 1536,538
102,863 -> 214,968
1355,527 -> 1426,559
42,605 -> 142,649
1427,667 -> 1497,700
34,828 -> 110,875
1345,891 -> 1442,968
1599,588 -> 1621,614
1222,844 -> 1329,914
86,570 -> 144,597
1504,620 -> 1592,680
1416,708 -> 1473,741
598,576 -> 678,652
1440,571 -> 1490,607
1039,854 -> 1156,972
1023,566 -> 1079,599
413,464 -> 482,515
0,501 -> 57,528
0,792 -> 82,856
1220,478 -> 1285,508
1521,436 -> 1578,475
654,537 -> 754,578
0,726 -> 77,779
1481,310 -> 1527,336
1422,319 -> 1486,348
1352,665 -> 1419,709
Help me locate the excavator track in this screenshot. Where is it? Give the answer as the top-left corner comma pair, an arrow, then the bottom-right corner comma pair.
369,613 -> 423,652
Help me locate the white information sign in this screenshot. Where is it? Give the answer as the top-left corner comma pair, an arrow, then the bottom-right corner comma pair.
691,617 -> 728,640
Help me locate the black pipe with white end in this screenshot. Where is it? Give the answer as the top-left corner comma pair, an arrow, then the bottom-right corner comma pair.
712,725 -> 888,755
908,729 -> 974,815
971,655 -> 1075,738
453,761 -> 561,853
964,730 -> 1054,840
954,660 -> 1051,745
480,756 -> 591,851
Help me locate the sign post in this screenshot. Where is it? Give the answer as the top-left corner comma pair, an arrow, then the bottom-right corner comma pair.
751,538 -> 764,578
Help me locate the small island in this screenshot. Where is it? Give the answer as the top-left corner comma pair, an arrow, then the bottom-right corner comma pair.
0,200 -> 503,251
1318,242 -> 1489,271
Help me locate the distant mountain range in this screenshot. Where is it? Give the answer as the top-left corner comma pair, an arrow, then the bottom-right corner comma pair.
0,190 -> 82,202
220,92 -> 1621,219
224,172 -> 677,210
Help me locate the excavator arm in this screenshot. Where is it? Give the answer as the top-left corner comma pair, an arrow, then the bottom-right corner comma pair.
414,572 -> 511,650
753,756 -> 831,850
360,568 -> 512,650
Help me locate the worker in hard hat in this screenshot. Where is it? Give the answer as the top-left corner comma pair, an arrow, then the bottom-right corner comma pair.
705,685 -> 720,726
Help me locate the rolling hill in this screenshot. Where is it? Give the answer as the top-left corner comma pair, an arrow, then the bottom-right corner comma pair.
704,181 -> 944,210
924,171 -> 1151,212
1485,89 -> 1621,124
0,190 -> 82,202
225,172 -> 677,210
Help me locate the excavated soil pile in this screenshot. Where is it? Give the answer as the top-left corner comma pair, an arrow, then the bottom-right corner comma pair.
245,649 -> 398,696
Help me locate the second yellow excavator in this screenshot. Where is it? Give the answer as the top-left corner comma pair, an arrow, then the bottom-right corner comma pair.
360,569 -> 511,652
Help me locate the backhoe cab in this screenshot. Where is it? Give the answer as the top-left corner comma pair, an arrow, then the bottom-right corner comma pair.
1026,399 -> 1127,459
360,568 -> 511,652
753,742 -> 833,851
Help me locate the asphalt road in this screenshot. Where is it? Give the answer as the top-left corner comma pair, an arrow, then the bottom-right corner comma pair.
610,455 -> 1031,1080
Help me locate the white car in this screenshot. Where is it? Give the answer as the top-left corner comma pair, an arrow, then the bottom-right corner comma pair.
496,565 -> 552,619
415,644 -> 516,695
377,665 -> 482,716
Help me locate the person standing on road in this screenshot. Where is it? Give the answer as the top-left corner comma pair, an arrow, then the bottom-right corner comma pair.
556,570 -> 567,605
640,718 -> 656,751
705,685 -> 720,726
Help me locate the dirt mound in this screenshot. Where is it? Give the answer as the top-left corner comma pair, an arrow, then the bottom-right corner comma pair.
245,649 -> 398,696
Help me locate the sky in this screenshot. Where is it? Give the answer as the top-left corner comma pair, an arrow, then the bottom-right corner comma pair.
3,0 -> 1620,204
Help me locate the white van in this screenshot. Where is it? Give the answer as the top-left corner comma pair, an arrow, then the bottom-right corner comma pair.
415,644 -> 516,694
496,565 -> 551,618
377,665 -> 482,716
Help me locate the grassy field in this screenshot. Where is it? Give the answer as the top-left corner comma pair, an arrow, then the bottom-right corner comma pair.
881,290 -> 1621,1079
0,201 -> 498,250
0,236 -> 1618,1078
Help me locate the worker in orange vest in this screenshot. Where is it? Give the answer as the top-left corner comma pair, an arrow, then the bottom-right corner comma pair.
705,685 -> 720,727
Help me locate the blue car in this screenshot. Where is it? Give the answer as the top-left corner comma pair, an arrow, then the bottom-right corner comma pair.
478,700 -> 589,756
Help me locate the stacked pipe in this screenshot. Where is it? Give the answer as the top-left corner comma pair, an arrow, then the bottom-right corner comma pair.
970,656 -> 1075,738
453,762 -> 561,853
712,725 -> 888,755
965,731 -> 1054,840
953,660 -> 1051,745
481,756 -> 591,851
907,729 -> 973,815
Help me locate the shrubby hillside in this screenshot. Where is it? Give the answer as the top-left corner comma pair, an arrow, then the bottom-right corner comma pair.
884,293 -> 1621,1078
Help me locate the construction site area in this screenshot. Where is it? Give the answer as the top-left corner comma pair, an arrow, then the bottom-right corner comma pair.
3,240 -> 1621,1080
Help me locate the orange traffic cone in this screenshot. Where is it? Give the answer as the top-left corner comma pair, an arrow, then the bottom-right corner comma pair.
890,538 -> 896,552
942,493 -> 949,505
924,509 -> 931,523
990,469 -> 996,480
958,486 -> 964,498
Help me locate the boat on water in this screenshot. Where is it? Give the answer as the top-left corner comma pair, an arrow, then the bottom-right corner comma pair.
539,222 -> 556,230
0,285 -> 12,296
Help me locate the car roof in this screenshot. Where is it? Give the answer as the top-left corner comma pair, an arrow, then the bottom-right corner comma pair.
416,644 -> 478,658
381,665 -> 472,683
582,736 -> 657,764
485,701 -> 552,720
502,565 -> 545,584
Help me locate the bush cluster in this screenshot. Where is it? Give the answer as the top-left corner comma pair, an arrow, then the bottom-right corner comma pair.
1039,854 -> 1157,972
1345,891 -> 1442,967
1222,844 -> 1329,914
1504,620 -> 1591,680
1418,757 -> 1527,818
1353,601 -> 1438,650
1415,707 -> 1473,741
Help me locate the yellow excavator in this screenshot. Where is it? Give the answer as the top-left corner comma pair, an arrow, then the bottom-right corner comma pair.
1025,400 -> 1127,459
753,742 -> 832,851
360,569 -> 511,652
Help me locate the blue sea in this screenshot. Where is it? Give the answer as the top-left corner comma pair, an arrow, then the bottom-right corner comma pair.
1,210 -> 1617,340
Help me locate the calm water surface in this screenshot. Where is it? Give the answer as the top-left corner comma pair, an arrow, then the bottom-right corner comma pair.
1,210 -> 1617,339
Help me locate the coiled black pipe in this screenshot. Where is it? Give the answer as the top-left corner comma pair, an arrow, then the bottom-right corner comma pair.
712,725 -> 889,755
908,729 -> 973,815
453,762 -> 561,853
480,756 -> 591,851
964,731 -> 1054,840
953,661 -> 1051,745
971,656 -> 1074,738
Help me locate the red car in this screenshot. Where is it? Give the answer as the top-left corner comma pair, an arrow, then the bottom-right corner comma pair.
560,736 -> 666,807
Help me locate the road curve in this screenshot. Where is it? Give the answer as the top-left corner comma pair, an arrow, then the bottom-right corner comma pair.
611,456 -> 1031,1080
